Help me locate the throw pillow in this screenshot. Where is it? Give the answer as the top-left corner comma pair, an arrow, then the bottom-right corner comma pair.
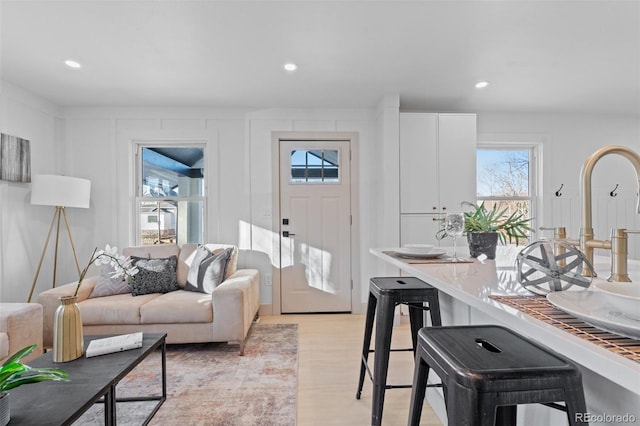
130,255 -> 179,296
186,245 -> 214,289
89,265 -> 132,298
184,247 -> 233,294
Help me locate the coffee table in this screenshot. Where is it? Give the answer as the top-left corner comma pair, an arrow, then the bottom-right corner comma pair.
8,333 -> 166,425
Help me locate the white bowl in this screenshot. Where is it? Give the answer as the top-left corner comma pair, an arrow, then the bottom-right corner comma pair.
593,281 -> 640,320
400,244 -> 434,255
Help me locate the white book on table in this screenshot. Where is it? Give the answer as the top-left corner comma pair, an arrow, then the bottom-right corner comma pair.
85,332 -> 144,358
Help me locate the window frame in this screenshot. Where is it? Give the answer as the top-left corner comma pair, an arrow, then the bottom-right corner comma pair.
476,142 -> 540,234
289,148 -> 341,184
134,142 -> 207,246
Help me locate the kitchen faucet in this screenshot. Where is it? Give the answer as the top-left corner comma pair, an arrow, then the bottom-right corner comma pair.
579,145 -> 640,281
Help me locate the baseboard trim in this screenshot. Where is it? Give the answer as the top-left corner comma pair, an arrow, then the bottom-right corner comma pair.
259,304 -> 273,316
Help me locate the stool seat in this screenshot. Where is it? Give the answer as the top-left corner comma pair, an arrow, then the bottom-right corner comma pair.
357,277 -> 441,426
409,325 -> 588,426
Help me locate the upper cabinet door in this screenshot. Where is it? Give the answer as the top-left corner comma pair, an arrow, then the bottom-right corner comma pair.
400,113 -> 438,213
438,114 -> 477,212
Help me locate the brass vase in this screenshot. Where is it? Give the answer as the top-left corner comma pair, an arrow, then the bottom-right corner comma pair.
53,295 -> 84,362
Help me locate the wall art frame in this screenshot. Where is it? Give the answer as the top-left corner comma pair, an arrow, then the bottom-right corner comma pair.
0,133 -> 31,182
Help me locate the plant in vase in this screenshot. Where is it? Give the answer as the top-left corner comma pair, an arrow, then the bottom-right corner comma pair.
437,201 -> 532,259
74,245 -> 139,297
54,245 -> 138,363
0,344 -> 69,425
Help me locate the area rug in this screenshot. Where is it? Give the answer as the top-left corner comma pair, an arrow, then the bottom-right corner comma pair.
73,323 -> 298,426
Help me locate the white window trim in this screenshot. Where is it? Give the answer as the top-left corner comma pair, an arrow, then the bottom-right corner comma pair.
477,139 -> 543,233
134,141 -> 208,246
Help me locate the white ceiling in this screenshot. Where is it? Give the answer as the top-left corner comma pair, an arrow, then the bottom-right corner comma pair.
1,1 -> 639,114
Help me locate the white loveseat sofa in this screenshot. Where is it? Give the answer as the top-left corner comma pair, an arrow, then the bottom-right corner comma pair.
38,244 -> 260,354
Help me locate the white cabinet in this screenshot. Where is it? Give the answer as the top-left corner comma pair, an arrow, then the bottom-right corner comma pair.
400,214 -> 443,246
437,114 -> 477,211
399,112 -> 476,245
400,113 -> 439,213
400,112 -> 476,213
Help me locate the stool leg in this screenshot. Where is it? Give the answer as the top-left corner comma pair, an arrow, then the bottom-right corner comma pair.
427,293 -> 442,326
408,349 -> 430,426
564,379 -> 588,426
449,383 -> 497,426
372,294 -> 394,426
495,405 -> 517,426
357,292 -> 377,399
407,303 -> 424,354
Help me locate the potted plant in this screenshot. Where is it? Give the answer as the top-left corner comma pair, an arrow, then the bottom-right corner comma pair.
438,201 -> 532,259
0,344 -> 69,425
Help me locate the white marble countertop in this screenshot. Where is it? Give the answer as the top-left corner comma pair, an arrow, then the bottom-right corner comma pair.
370,246 -> 640,394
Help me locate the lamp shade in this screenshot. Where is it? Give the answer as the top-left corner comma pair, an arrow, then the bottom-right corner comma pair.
30,174 -> 91,208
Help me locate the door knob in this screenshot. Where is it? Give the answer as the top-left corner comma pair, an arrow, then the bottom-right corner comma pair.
283,231 -> 296,237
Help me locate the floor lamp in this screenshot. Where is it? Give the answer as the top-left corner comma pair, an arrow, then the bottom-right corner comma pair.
27,174 -> 91,302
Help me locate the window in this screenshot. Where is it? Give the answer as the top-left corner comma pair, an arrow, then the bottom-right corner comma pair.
476,146 -> 537,242
136,146 -> 205,245
290,149 -> 339,183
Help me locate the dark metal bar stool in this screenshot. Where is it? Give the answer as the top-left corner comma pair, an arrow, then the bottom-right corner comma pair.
356,276 -> 441,426
408,325 -> 588,426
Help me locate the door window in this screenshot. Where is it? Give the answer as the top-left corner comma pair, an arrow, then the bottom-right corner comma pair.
290,149 -> 339,183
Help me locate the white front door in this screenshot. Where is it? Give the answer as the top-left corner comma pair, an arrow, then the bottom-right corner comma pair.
279,140 -> 352,313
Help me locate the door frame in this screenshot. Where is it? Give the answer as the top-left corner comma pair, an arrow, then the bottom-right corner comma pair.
271,131 -> 360,315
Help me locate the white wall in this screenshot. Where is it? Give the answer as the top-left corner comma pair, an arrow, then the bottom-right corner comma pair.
46,106 -> 384,309
60,108 -> 251,291
478,112 -> 640,259
3,81 -> 639,304
0,81 -> 64,302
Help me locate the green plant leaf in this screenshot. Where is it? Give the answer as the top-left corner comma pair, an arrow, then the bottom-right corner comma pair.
0,344 -> 70,393
437,201 -> 533,246
1,344 -> 35,367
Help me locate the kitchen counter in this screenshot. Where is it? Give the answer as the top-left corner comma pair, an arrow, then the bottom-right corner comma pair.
371,246 -> 640,425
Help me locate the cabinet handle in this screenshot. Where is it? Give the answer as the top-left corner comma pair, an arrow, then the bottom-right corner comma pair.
432,206 -> 437,210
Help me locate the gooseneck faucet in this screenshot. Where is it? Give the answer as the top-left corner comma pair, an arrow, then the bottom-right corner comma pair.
580,145 -> 640,281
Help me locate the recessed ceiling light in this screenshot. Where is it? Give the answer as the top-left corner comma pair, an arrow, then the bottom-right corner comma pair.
284,63 -> 298,72
64,59 -> 82,69
475,81 -> 489,89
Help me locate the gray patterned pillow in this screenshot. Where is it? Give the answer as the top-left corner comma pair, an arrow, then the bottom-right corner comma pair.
89,265 -> 132,298
130,255 -> 179,296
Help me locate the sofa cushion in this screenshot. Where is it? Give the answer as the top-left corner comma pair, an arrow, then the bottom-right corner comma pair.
140,290 -> 213,324
130,255 -> 179,296
79,293 -> 160,325
89,265 -> 132,298
184,247 -> 233,294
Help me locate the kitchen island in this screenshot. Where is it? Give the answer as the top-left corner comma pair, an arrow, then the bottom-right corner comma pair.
371,246 -> 639,426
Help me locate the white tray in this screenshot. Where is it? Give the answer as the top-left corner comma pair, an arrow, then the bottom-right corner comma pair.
547,291 -> 640,340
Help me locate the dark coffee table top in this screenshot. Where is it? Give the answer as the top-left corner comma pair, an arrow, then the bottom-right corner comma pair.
8,333 -> 166,426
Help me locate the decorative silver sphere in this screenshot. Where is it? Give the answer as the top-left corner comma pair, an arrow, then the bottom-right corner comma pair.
515,239 -> 593,295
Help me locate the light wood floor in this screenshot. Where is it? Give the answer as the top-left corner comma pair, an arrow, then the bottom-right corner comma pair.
260,314 -> 443,426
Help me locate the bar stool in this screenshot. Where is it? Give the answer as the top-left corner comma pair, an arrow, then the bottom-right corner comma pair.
408,325 -> 588,426
356,276 -> 441,426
